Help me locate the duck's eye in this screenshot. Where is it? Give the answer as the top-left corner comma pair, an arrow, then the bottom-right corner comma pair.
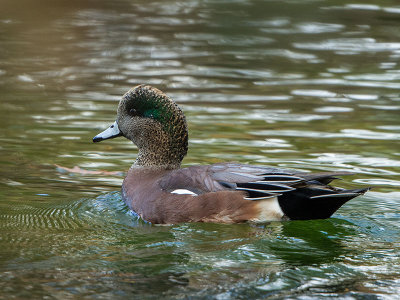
129,108 -> 138,116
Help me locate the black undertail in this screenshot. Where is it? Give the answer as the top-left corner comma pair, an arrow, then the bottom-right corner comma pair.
277,187 -> 370,220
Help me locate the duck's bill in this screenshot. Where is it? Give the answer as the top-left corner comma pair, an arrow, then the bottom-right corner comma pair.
93,121 -> 122,143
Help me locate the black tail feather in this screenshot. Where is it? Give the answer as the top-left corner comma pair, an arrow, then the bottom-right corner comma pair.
278,187 -> 370,220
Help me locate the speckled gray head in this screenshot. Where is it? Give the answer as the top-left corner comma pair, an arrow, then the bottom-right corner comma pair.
93,85 -> 188,169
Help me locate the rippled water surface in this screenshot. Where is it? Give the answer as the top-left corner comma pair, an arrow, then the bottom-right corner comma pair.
1,0 -> 400,298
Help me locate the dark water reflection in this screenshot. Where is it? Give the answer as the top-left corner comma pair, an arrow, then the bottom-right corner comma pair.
1,0 -> 400,298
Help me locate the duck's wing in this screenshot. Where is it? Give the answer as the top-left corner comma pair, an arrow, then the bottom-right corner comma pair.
158,164 -> 223,195
158,163 -> 281,193
208,163 -> 303,200
159,162 -> 357,197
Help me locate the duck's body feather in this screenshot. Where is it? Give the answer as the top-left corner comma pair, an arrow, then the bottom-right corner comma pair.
121,163 -> 369,224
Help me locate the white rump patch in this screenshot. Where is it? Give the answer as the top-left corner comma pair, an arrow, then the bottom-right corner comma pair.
252,197 -> 284,223
171,189 -> 198,196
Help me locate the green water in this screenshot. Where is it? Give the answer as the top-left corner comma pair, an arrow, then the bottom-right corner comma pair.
1,0 -> 399,298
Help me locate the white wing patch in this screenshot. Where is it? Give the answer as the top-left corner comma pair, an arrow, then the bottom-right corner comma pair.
171,189 -> 198,196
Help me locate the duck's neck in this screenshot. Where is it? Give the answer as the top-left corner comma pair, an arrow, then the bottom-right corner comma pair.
134,149 -> 183,170
133,130 -> 188,170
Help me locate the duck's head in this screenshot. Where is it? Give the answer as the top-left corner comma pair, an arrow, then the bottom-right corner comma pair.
93,85 -> 188,169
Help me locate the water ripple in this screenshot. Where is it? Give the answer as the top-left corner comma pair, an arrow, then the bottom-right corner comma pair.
0,203 -> 84,230
260,22 -> 345,34
294,38 -> 400,54
251,129 -> 400,141
255,78 -> 400,89
0,192 -> 135,230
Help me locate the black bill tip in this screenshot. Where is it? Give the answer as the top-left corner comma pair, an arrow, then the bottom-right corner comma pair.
93,136 -> 103,143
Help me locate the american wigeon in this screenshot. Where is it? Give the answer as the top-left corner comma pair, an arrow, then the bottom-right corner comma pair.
93,85 -> 369,224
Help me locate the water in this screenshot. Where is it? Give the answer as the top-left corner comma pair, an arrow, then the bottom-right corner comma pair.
1,0 -> 399,298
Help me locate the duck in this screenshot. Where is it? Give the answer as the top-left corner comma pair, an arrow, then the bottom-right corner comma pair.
93,84 -> 369,224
